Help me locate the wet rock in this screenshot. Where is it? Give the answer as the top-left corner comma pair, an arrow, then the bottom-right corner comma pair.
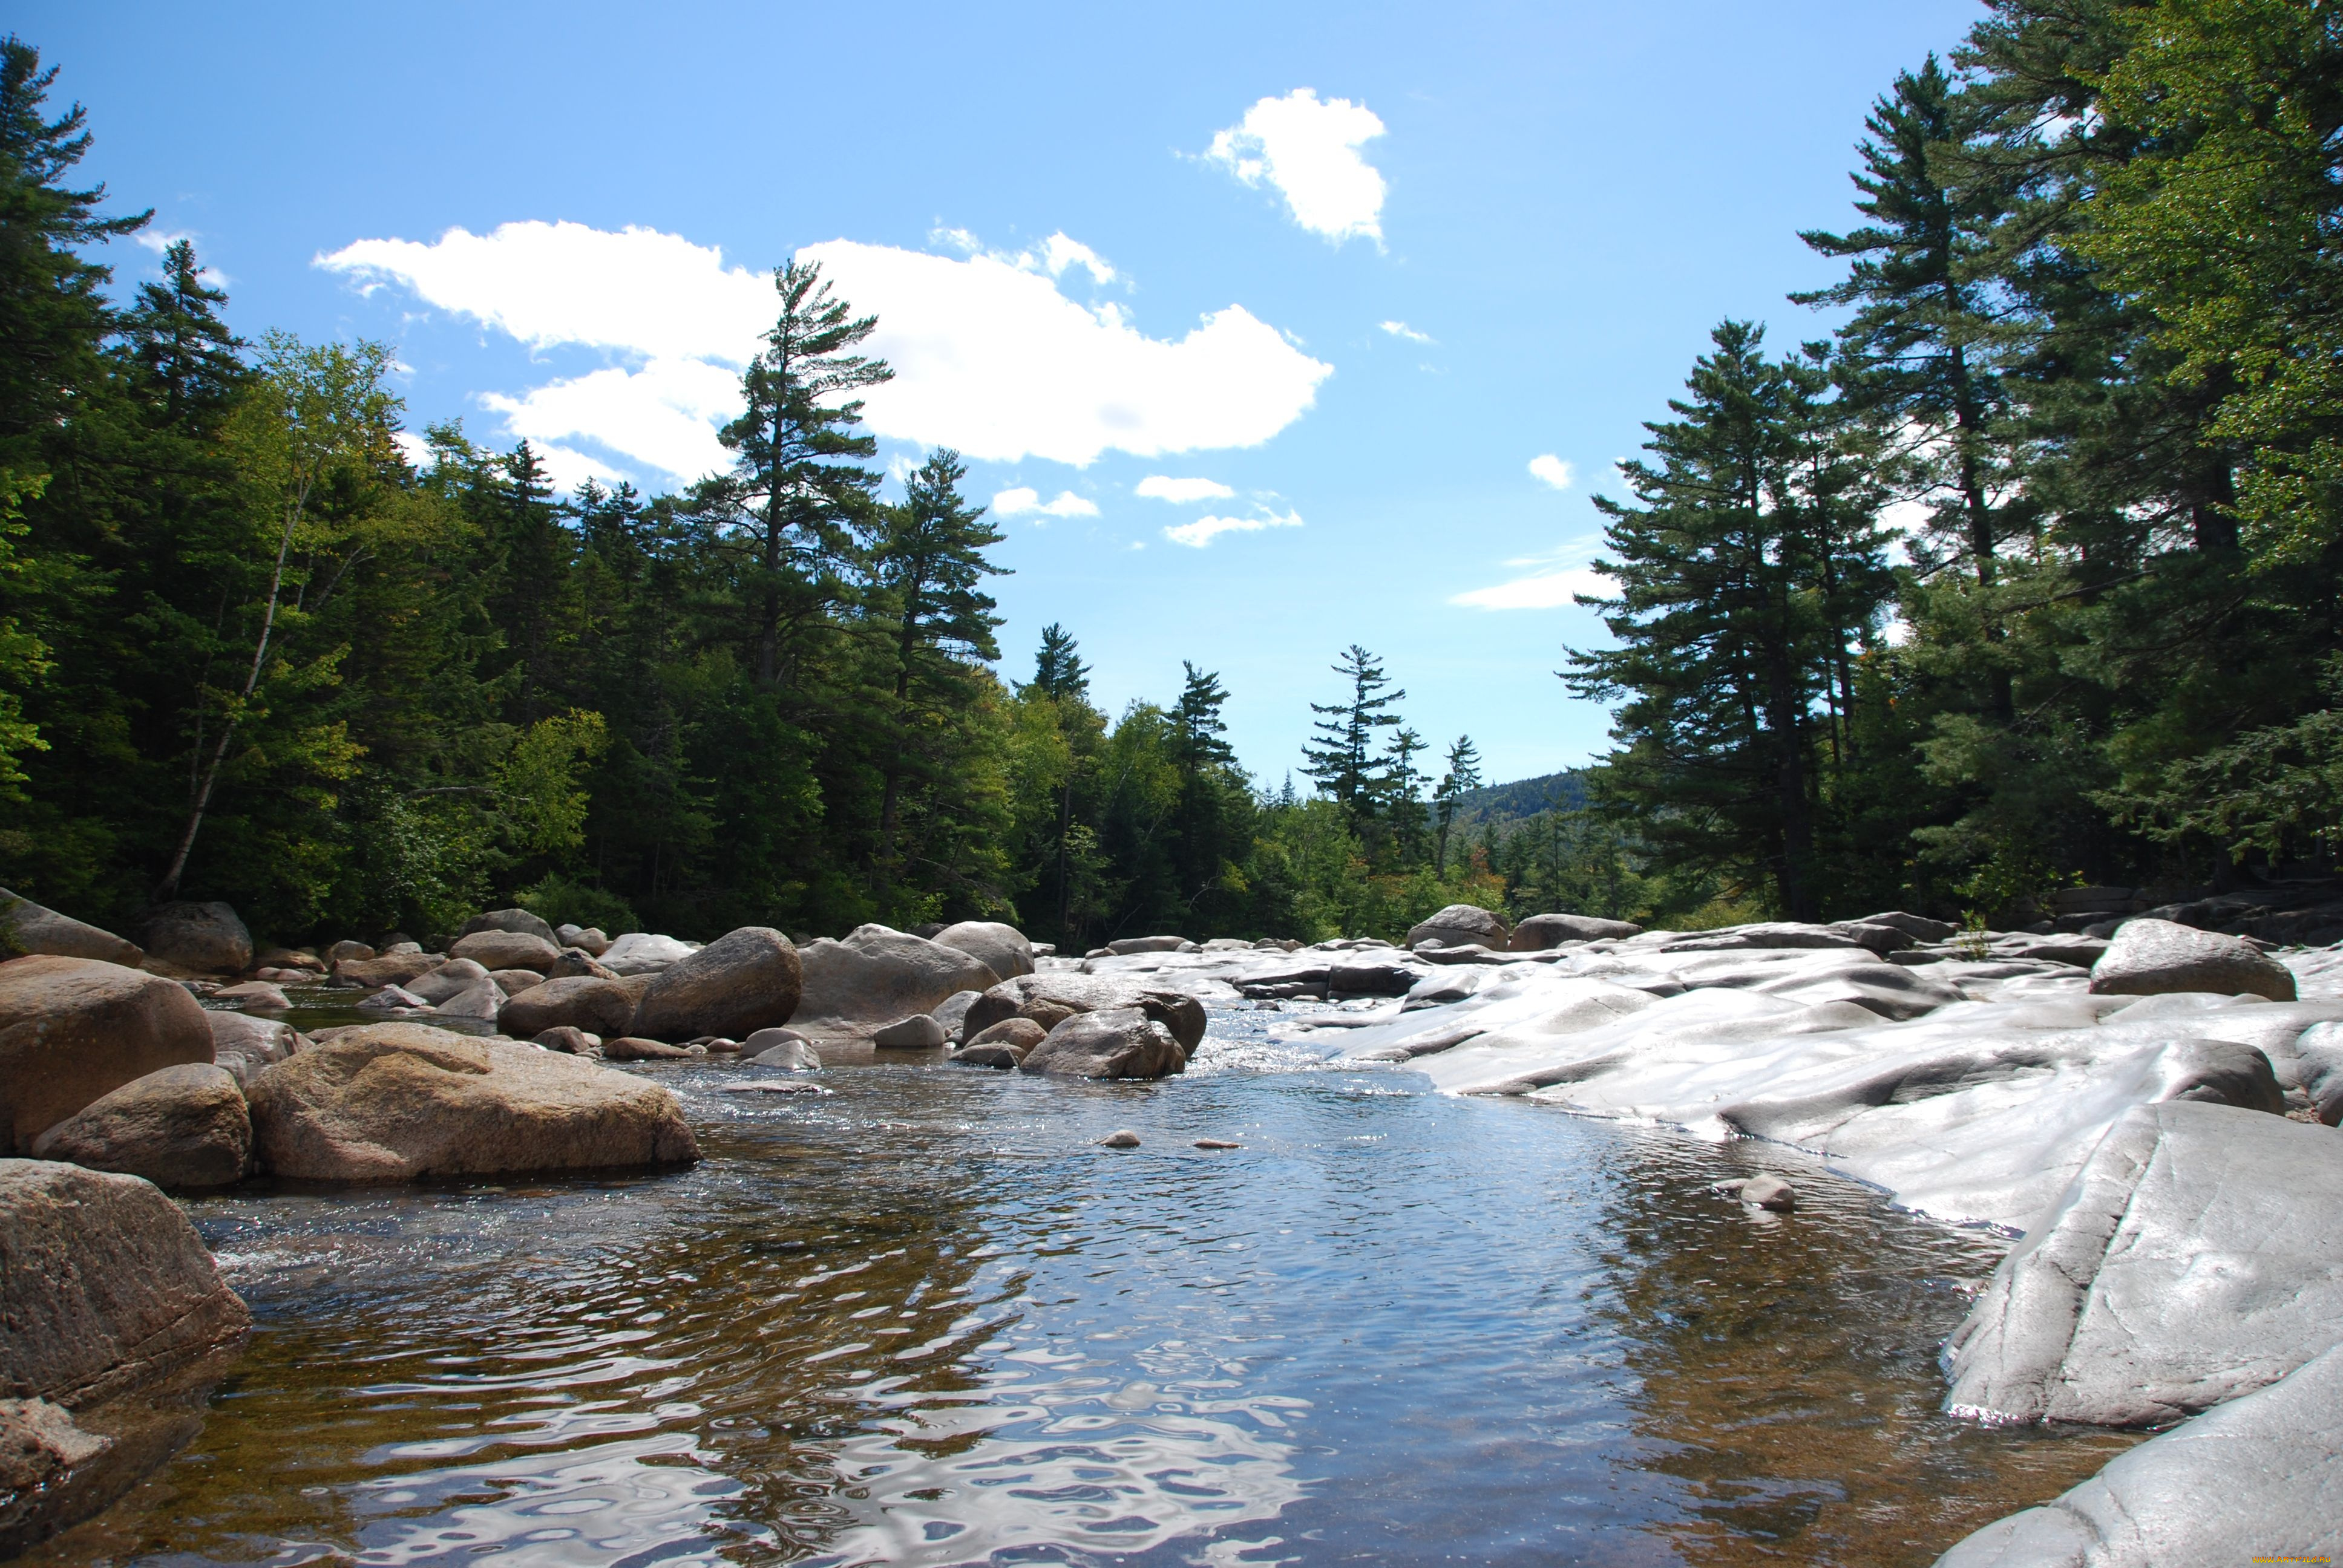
554,924 -> 610,956
934,988 -> 983,1044
601,1036 -> 693,1061
1509,913 -> 1643,949
0,957 -> 216,1156
326,939 -> 375,964
429,977 -> 506,1021
0,888 -> 142,967
211,980 -> 289,1011
547,947 -> 619,982
871,1013 -> 946,1049
933,920 -> 1035,981
1096,1129 -> 1141,1148
405,958 -> 489,1005
631,926 -> 802,1042
960,974 -> 1210,1053
792,924 -> 995,1036
136,903 -> 251,976
1945,1100 -> 2343,1427
0,1396 -> 114,1558
355,984 -> 427,1013
334,951 -> 440,989
1022,1008 -> 1187,1080
246,1023 -> 696,1180
598,932 -> 696,976
949,1042 -> 1024,1069
499,976 -> 638,1039
741,1027 -> 819,1068
2089,917 -> 2297,1001
446,929 -> 560,974
1934,1339 -> 2343,1567
1857,910 -> 1959,943
531,1026 -> 598,1054
29,1064 -> 250,1189
965,1017 -> 1047,1059
1107,935 -> 1191,955
204,1012 -> 301,1085
1194,1138 -> 1241,1150
1738,1174 -> 1795,1211
457,907 -> 555,945
1405,903 -> 1509,951
1329,959 -> 1418,996
1018,998 -> 1081,1032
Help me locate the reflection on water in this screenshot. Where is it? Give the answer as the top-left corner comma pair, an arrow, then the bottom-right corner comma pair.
29,1005 -> 2135,1567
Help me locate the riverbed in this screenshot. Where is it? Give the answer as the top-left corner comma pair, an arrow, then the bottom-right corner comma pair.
27,1005 -> 2137,1567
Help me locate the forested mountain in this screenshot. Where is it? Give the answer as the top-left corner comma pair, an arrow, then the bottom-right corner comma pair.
2,1 -> 2336,948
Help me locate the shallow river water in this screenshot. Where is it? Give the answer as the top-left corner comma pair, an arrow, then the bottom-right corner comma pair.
31,1007 -> 2138,1567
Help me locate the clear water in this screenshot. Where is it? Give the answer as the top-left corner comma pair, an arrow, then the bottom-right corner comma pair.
28,1006 -> 2136,1567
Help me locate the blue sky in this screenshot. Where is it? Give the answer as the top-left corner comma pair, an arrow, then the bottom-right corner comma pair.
30,0 -> 1979,787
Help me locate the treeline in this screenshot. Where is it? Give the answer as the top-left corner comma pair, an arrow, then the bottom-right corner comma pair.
1570,1 -> 2343,924
0,36 -> 1515,949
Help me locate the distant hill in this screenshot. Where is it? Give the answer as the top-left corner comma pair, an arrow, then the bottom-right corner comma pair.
1446,770 -> 1585,829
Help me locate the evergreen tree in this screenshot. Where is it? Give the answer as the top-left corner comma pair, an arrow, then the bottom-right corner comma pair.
1432,734 -> 1483,871
1029,621 -> 1090,700
1380,726 -> 1429,863
122,238 -> 243,428
1172,661 -> 1235,771
1303,644 -> 1403,828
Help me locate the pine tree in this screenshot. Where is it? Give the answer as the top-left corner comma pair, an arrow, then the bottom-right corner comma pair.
1432,734 -> 1483,871
121,238 -> 243,428
1173,661 -> 1235,771
1303,644 -> 1403,828
1029,622 -> 1090,700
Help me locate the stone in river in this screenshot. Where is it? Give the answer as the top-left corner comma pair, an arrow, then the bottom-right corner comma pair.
0,956 -> 215,1156
554,924 -> 610,956
1737,1174 -> 1795,1211
499,976 -> 637,1039
629,926 -> 802,1042
932,920 -> 1035,981
0,887 -> 143,966
1194,1138 -> 1242,1150
205,1011 -> 301,1085
966,1017 -> 1047,1059
1106,935 -> 1190,955
871,1013 -> 946,1048
429,977 -> 506,1021
740,1027 -> 820,1068
456,907 -> 556,944
546,947 -> 620,981
1510,913 -> 1643,949
136,901 -> 252,975
335,951 -> 439,989
791,924 -> 993,1036
1944,1100 -> 2343,1428
211,980 -> 290,1010
489,969 -> 545,995
933,987 -> 983,1043
405,958 -> 488,1005
2089,917 -> 2297,1002
355,984 -> 427,1012
1404,903 -> 1510,950
326,939 -> 375,964
1096,1129 -> 1141,1148
1022,1008 -> 1187,1080
597,932 -> 696,975
532,1026 -> 599,1054
601,1036 -> 693,1061
29,1063 -> 250,1189
445,929 -> 560,973
246,1023 -> 696,1180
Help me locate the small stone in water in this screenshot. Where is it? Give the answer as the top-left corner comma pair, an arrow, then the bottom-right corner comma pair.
1194,1138 -> 1242,1150
721,1080 -> 830,1096
1739,1174 -> 1796,1212
1098,1129 -> 1141,1149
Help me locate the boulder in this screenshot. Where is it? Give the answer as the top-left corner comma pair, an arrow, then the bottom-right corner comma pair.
136,902 -> 251,975
1829,921 -> 1916,955
741,1028 -> 819,1068
1945,1100 -> 2343,1427
554,924 -> 611,956
598,932 -> 696,976
253,947 -> 322,973
871,1013 -> 946,1049
935,988 -> 983,1043
1020,1008 -> 1187,1080
457,907 -> 555,944
532,1026 -> 598,1054
488,968 -> 545,995
960,973 -> 1209,1054
1019,998 -> 1081,1032
933,920 -> 1035,981
792,924 -> 995,1035
1856,910 -> 1959,943
1405,903 -> 1510,951
965,1017 -> 1046,1059
355,984 -> 427,1012
1510,913 -> 1644,950
1659,923 -> 1865,952
1106,935 -> 1190,955
548,947 -> 620,981
630,927 -> 802,1042
204,1012 -> 301,1084
1738,1174 -> 1795,1212
499,976 -> 638,1039
1934,1341 -> 2343,1568
211,980 -> 289,1010
245,1024 -> 696,1180
2089,917 -> 2298,1001
950,1041 -> 1024,1069
446,929 -> 560,973
429,978 -> 506,1021
29,1063 -> 250,1189
0,957 -> 215,1155
326,939 -> 375,964
602,1036 -> 693,1061
1329,960 -> 1418,996
334,951 -> 440,989
0,888 -> 142,966
0,1396 -> 113,1558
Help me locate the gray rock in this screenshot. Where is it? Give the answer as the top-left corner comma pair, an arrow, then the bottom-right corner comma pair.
1510,913 -> 1644,949
1096,1129 -> 1141,1148
631,927 -> 803,1042
29,1063 -> 250,1189
933,920 -> 1035,981
741,1028 -> 819,1069
0,887 -> 142,966
136,902 -> 252,975
0,1396 -> 114,1558
532,1026 -> 598,1054
1738,1174 -> 1795,1211
1106,935 -> 1190,955
934,988 -> 983,1044
489,968 -> 543,995
2090,918 -> 2297,1001
1404,903 -> 1510,951
964,1017 -> 1047,1060
1855,910 -> 1959,943
950,1041 -> 1024,1069
326,939 -> 375,964
204,1012 -> 301,1085
1021,1008 -> 1187,1080
457,907 -> 556,944
1933,1340 -> 2343,1567
211,980 -> 289,1010
1660,922 -> 1866,953
1828,921 -> 1916,955
356,984 -> 427,1012
1329,960 -> 1419,996
547,947 -> 619,981
405,958 -> 490,1005
871,1013 -> 946,1049
446,929 -> 560,974
1945,1100 -> 2343,1427
334,951 -> 440,989
597,932 -> 696,975
0,956 -> 216,1156
554,924 -> 611,955
430,977 -> 506,1021
499,975 -> 637,1039
793,924 -> 995,1034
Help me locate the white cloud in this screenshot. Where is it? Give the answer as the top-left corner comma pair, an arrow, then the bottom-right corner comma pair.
1529,454 -> 1575,491
1205,89 -> 1388,245
1135,475 -> 1236,503
1449,566 -> 1609,611
992,486 -> 1099,518
136,228 -> 231,285
318,221 -> 1329,483
1164,508 -> 1303,548
1380,320 -> 1433,344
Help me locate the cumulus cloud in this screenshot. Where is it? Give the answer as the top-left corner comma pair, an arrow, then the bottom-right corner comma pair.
1451,534 -> 1611,611
1205,89 -> 1388,245
317,220 -> 1329,485
1164,508 -> 1303,548
1135,475 -> 1236,503
1529,454 -> 1575,490
1380,320 -> 1432,344
992,486 -> 1099,518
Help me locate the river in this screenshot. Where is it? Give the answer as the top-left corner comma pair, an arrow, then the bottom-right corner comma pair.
27,1004 -> 2138,1566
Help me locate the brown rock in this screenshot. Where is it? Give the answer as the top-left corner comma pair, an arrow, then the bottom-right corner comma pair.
0,1396 -> 113,1558
447,929 -> 561,972
791,924 -> 994,1035
1404,903 -> 1510,951
1021,1008 -> 1187,1080
30,1064 -> 250,1189
334,951 -> 441,988
0,888 -> 142,967
488,969 -> 546,995
204,1012 -> 302,1085
966,1017 -> 1046,1058
532,1025 -> 599,1054
501,976 -> 639,1039
630,927 -> 802,1042
326,939 -> 375,964
1510,913 -> 1645,949
0,957 -> 215,1155
932,920 -> 1035,981
245,1024 -> 696,1180
872,1013 -> 946,1048
136,903 -> 251,975
211,980 -> 289,1010
1018,999 -> 1080,1032
548,947 -> 619,981
601,1036 -> 693,1061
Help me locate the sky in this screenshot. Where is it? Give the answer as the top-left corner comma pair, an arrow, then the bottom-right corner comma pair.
26,0 -> 1983,788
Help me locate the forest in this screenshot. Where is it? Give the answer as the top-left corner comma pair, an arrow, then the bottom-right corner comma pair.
1,0 -> 2338,949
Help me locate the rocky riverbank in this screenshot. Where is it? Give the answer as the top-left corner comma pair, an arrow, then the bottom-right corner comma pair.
4,885 -> 2342,1563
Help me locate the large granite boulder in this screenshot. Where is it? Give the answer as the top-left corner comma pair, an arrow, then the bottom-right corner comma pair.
629,927 -> 802,1042
1934,1341 -> 2343,1567
598,932 -> 696,976
1509,913 -> 1642,949
1945,1099 -> 2343,1427
245,1024 -> 698,1181
1106,935 -> 1191,955
1406,903 -> 1510,950
554,924 -> 610,956
499,976 -> 638,1039
445,929 -> 559,974
457,907 -> 555,944
932,920 -> 1035,982
204,1011 -> 302,1085
792,924 -> 996,1036
1020,1007 -> 1187,1080
429,977 -> 506,1021
333,950 -> 441,988
0,957 -> 215,1155
958,973 -> 1208,1054
136,902 -> 251,975
406,958 -> 490,1005
2089,917 -> 2297,1001
0,888 -> 142,966
29,1063 -> 250,1189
